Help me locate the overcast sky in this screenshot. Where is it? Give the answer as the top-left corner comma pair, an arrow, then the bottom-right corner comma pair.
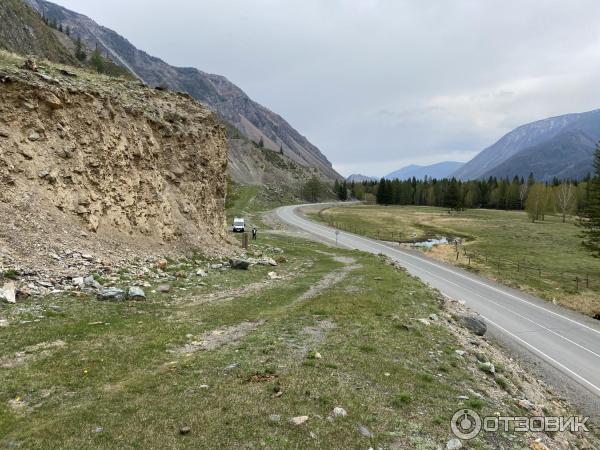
54,0 -> 600,176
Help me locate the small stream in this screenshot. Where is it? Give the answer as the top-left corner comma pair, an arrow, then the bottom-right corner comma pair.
411,237 -> 453,249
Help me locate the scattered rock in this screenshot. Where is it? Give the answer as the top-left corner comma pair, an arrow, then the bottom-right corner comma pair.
290,416 -> 309,426
157,259 -> 168,270
93,427 -> 103,433
332,407 -> 347,418
84,276 -> 103,290
128,287 -> 146,301
0,282 -> 17,304
446,438 -> 463,449
22,57 -> 38,71
530,441 -> 549,450
517,399 -> 536,411
429,313 -> 439,321
179,426 -> 191,435
356,424 -> 373,438
41,92 -> 63,110
196,269 -> 208,277
211,263 -> 224,270
28,131 -> 41,141
314,352 -> 322,360
455,350 -> 466,357
269,414 -> 281,422
457,314 -> 487,336
258,257 -> 278,266
229,258 -> 250,270
72,277 -> 85,289
96,288 -> 125,301
478,362 -> 495,374
267,271 -> 281,280
157,284 -> 171,293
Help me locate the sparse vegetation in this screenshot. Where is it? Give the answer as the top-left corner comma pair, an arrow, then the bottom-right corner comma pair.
310,204 -> 600,315
0,233 -> 556,449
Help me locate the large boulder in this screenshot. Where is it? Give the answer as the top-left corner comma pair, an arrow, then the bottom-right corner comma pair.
0,282 -> 16,304
457,314 -> 487,336
229,258 -> 250,270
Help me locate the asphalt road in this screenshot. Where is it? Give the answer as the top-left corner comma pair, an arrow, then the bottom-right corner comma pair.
275,204 -> 600,417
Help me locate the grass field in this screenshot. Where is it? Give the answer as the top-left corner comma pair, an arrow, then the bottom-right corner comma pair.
0,231 -> 573,449
310,204 -> 600,317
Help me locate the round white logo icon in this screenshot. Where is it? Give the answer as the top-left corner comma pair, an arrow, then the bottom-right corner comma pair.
451,409 -> 482,440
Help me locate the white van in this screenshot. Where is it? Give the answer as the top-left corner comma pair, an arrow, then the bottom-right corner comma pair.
232,218 -> 245,232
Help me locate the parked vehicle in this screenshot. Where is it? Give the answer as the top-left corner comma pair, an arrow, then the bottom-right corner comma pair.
232,218 -> 245,232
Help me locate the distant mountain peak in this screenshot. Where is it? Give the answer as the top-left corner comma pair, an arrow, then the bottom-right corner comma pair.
385,161 -> 464,180
346,174 -> 377,182
453,108 -> 600,181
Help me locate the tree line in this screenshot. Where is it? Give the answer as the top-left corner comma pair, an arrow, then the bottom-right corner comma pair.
331,146 -> 600,257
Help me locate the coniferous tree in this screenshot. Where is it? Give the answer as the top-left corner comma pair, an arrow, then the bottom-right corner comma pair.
74,37 -> 87,62
581,144 -> 600,256
90,48 -> 104,73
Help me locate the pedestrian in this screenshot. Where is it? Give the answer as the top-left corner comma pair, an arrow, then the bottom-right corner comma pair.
252,227 -> 257,240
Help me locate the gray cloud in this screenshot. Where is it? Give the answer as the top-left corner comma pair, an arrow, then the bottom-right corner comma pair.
54,0 -> 600,176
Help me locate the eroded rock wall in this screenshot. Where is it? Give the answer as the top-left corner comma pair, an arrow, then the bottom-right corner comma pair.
0,62 -> 228,250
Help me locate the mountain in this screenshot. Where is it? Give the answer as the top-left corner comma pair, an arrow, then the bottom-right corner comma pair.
385,161 -> 464,180
346,174 -> 377,182
24,0 -> 341,181
453,109 -> 600,180
480,131 -> 596,181
0,0 -> 75,64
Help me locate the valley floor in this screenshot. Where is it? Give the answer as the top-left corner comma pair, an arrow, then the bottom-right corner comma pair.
1,223 -> 597,448
310,204 -> 600,317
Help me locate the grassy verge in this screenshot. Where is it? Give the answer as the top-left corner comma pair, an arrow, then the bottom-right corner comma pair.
0,231 -> 572,449
309,204 -> 600,317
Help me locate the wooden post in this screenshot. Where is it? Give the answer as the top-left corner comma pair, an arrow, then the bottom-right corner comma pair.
456,252 -> 459,260
242,232 -> 249,249
575,276 -> 579,291
586,275 -> 589,289
538,266 -> 541,278
468,255 -> 471,267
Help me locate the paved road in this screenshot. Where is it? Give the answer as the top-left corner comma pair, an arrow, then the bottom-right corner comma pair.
276,204 -> 600,417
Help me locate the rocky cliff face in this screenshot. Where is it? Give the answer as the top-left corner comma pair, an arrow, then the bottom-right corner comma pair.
0,52 -> 228,266
25,0 -> 341,181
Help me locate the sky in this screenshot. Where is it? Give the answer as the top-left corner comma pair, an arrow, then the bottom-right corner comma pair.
53,0 -> 600,177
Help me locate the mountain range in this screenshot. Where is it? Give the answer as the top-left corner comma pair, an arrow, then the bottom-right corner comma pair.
385,161 -> 464,180
346,174 -> 377,182
453,109 -> 600,181
23,0 -> 340,181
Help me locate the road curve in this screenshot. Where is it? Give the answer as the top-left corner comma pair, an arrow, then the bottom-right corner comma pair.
275,204 -> 600,417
